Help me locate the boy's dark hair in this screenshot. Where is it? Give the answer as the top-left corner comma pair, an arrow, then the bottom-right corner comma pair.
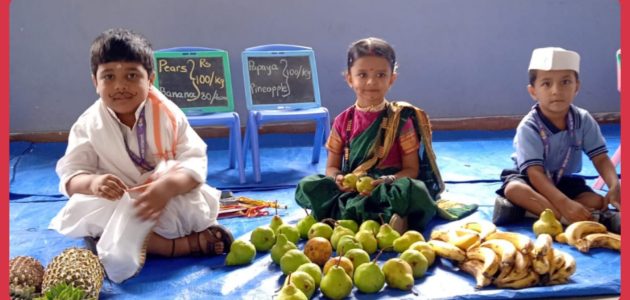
90,28 -> 154,76
528,70 -> 580,86
347,37 -> 397,72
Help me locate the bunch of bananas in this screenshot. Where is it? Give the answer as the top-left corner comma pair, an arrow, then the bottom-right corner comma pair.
558,221 -> 620,253
428,221 -> 576,289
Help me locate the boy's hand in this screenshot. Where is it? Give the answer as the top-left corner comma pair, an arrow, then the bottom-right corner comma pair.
605,184 -> 620,211
89,174 -> 127,200
560,199 -> 593,223
129,181 -> 172,221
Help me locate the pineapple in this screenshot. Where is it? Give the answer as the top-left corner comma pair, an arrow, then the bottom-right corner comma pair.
9,256 -> 45,299
35,283 -> 86,300
41,248 -> 104,299
10,285 -> 37,300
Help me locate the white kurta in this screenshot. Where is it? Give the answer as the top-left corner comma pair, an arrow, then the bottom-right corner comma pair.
49,87 -> 220,282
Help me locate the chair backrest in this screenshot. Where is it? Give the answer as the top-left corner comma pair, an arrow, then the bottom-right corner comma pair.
241,44 -> 321,110
154,47 -> 234,115
617,49 -> 621,92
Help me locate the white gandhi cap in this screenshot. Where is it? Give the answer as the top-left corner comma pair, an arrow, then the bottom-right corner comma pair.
528,47 -> 580,74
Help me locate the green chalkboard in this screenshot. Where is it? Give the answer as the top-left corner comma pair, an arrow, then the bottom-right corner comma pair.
154,50 -> 234,114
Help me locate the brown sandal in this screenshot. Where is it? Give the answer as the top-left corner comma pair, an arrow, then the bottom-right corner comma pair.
189,224 -> 234,256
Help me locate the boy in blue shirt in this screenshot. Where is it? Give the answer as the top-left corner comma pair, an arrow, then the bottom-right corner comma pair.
494,47 -> 620,232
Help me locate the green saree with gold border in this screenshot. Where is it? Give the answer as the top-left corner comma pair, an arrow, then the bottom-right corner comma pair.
295,102 -> 445,231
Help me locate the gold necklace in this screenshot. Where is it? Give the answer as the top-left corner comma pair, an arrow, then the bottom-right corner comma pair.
355,100 -> 387,112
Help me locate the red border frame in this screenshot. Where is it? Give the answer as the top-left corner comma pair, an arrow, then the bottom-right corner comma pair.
620,0 -> 628,299
2,1 -> 10,299
0,1 -> 626,299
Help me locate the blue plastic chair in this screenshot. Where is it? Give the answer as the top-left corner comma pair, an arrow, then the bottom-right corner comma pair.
155,47 -> 246,184
241,44 -> 330,183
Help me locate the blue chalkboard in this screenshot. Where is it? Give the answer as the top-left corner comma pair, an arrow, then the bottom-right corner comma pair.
242,45 -> 321,110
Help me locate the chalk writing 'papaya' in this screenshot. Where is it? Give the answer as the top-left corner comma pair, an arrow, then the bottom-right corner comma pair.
248,60 -> 279,76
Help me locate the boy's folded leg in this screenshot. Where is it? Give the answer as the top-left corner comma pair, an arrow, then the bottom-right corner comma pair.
48,194 -> 118,238
492,196 -> 526,225
599,210 -> 621,234
97,193 -> 155,283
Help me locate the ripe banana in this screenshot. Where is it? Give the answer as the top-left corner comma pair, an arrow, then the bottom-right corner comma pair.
560,251 -> 576,279
495,271 -> 540,289
532,255 -> 551,275
448,228 -> 481,251
462,220 -> 497,240
459,259 -> 492,288
495,264 -> 513,283
466,246 -> 500,278
554,232 -> 568,244
564,221 -> 607,247
548,248 -> 566,277
495,251 -> 531,284
531,237 -> 553,276
550,250 -> 576,282
481,239 -> 517,268
607,232 -> 621,239
430,229 -> 450,242
428,240 -> 467,262
532,234 -> 553,258
485,231 -> 533,254
582,232 -> 620,252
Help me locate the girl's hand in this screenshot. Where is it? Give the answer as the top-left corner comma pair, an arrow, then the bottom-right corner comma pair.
358,178 -> 384,196
89,174 -> 127,200
335,174 -> 355,192
129,181 -> 172,221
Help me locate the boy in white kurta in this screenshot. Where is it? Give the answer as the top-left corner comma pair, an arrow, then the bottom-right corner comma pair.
49,28 -> 233,283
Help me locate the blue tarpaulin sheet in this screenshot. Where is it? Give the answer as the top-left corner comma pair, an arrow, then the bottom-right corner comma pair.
9,125 -> 621,299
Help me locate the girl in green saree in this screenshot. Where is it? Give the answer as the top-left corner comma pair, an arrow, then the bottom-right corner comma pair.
295,37 -> 445,233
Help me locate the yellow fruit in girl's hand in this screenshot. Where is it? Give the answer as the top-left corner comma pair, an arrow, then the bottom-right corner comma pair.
356,176 -> 375,193
342,173 -> 358,189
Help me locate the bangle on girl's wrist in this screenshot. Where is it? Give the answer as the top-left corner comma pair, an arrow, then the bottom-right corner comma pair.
379,175 -> 396,184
